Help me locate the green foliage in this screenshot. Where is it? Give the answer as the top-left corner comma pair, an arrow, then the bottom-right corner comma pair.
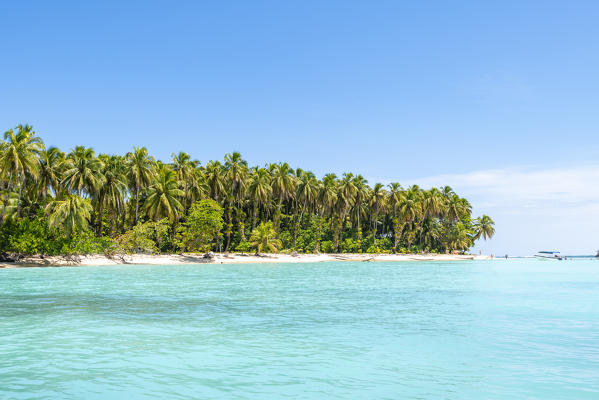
235,241 -> 252,253
278,230 -> 293,250
45,195 -> 93,237
0,213 -> 113,255
4,215 -> 58,254
366,245 -> 379,254
250,221 -> 282,254
0,124 -> 493,256
378,237 -> 393,252
445,222 -> 474,252
117,219 -> 171,254
175,199 -> 223,252
320,240 -> 334,253
0,191 -> 18,221
59,231 -> 115,255
144,165 -> 184,221
340,238 -> 361,253
473,215 -> 495,241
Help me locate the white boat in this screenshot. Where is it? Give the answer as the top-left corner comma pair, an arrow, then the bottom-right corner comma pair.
535,251 -> 563,260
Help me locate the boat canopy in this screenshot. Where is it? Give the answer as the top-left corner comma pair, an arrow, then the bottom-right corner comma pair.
538,251 -> 560,254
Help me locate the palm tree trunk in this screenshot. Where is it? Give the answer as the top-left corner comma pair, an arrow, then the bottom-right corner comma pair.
314,217 -> 322,253
406,220 -> 414,251
392,208 -> 400,253
252,204 -> 258,229
134,184 -> 140,225
16,174 -> 23,218
97,197 -> 104,235
0,172 -> 14,224
274,199 -> 282,230
224,205 -> 232,251
111,210 -> 117,235
333,209 -> 345,253
293,202 -> 306,249
393,223 -> 402,253
184,182 -> 188,213
356,209 -> 362,245
236,205 -> 246,241
372,210 -> 378,247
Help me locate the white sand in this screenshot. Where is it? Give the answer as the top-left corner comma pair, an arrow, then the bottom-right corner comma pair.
0,252 -> 492,268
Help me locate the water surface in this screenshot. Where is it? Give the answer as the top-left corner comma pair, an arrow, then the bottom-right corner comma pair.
2,259 -> 598,399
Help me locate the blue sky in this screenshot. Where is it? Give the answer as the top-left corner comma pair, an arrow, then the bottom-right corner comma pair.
2,1 -> 598,255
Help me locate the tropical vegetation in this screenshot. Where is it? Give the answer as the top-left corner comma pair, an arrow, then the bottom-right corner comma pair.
0,125 -> 495,256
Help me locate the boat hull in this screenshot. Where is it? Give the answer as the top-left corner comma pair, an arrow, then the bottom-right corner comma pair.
535,255 -> 563,261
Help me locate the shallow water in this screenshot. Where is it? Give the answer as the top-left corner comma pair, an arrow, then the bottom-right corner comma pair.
1,259 -> 598,399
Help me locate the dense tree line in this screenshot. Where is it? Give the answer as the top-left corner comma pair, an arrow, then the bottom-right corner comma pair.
0,125 -> 495,255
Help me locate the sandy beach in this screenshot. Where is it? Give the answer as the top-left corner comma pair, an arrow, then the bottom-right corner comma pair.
0,253 -> 492,268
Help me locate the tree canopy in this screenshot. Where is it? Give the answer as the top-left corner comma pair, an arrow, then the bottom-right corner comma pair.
0,125 -> 494,255
176,199 -> 224,252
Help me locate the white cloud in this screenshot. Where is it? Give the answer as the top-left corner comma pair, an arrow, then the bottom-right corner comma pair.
409,164 -> 599,214
396,164 -> 599,256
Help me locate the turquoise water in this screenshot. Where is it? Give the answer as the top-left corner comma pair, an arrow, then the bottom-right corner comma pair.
2,259 -> 598,399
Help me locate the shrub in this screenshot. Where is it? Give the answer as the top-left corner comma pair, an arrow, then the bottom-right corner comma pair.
320,240 -> 334,253
235,241 -> 252,253
117,219 -> 171,254
340,238 -> 361,253
175,199 -> 223,252
60,231 -> 115,255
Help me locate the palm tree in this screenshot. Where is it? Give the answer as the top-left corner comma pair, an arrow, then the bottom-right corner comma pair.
473,215 -> 495,240
224,152 -> 248,201
399,186 -> 423,251
126,147 -> 156,225
419,217 -> 442,251
422,187 -> 445,219
0,122 -> 493,255
333,173 -> 357,251
224,152 -> 249,240
45,195 -> 93,238
318,173 -> 338,217
62,146 -> 105,197
369,183 -> 387,246
271,162 -> 296,227
204,161 -> 226,202
190,168 -> 210,200
441,185 -> 455,200
387,182 -> 404,252
37,146 -> 64,204
144,165 -> 184,221
337,173 -> 357,214
97,155 -> 128,234
317,174 -> 338,253
250,221 -> 282,255
446,194 -> 470,222
448,222 -> 473,252
351,174 -> 368,241
171,151 -> 199,212
294,171 -> 318,248
0,125 -> 44,219
0,192 -> 18,221
248,168 -> 272,228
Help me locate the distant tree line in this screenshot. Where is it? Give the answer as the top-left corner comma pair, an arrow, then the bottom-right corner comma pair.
0,124 -> 495,256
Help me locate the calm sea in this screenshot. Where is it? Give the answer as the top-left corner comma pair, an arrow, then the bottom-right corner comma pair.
1,259 -> 598,399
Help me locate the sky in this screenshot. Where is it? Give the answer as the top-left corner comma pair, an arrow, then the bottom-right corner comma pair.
1,1 -> 598,255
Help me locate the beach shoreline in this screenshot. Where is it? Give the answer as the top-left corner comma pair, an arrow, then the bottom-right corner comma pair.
0,253 -> 493,268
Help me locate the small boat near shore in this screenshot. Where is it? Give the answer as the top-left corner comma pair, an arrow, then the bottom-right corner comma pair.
535,251 -> 563,260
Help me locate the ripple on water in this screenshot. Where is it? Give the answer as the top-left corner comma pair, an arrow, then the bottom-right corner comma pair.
1,260 -> 599,399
